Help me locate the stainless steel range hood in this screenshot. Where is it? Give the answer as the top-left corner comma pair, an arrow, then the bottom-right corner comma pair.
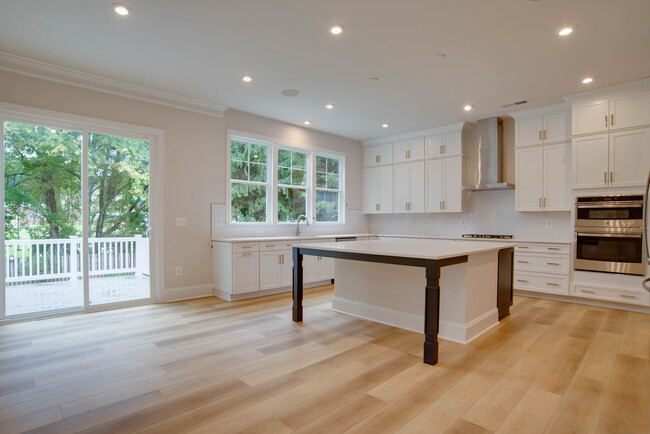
462,117 -> 514,191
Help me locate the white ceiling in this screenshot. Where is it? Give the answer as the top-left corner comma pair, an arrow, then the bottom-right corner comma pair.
0,0 -> 649,141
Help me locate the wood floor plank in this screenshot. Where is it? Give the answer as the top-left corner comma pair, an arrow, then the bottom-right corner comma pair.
495,386 -> 562,433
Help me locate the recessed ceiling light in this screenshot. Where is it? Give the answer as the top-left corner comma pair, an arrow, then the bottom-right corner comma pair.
242,74 -> 253,83
113,3 -> 130,16
558,27 -> 573,36
464,105 -> 473,111
304,120 -> 311,126
329,24 -> 344,35
582,77 -> 593,84
382,123 -> 389,128
325,103 -> 335,110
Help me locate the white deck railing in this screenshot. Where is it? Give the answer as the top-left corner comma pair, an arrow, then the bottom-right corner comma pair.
4,236 -> 149,283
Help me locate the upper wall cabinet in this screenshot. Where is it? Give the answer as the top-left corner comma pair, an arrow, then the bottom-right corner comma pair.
516,112 -> 570,148
572,90 -> 650,136
363,165 -> 393,214
393,138 -> 425,163
425,131 -> 462,158
363,143 -> 393,167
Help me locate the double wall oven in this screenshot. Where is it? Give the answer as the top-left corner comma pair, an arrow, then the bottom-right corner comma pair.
574,195 -> 646,276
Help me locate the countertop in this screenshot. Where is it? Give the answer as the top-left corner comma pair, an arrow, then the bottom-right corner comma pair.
212,233 -> 571,245
298,238 -> 511,261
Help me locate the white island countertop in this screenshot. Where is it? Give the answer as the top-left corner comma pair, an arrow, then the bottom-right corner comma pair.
298,238 -> 511,261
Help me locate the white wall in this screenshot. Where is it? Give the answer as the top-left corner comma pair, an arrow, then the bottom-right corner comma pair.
0,69 -> 367,301
370,189 -> 573,242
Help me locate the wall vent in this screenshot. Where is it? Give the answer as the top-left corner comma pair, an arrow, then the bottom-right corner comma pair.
501,99 -> 530,108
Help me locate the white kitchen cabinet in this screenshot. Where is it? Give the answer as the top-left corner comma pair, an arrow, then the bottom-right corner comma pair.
363,165 -> 393,214
259,250 -> 292,290
363,143 -> 393,167
425,131 -> 462,158
393,138 -> 425,163
516,143 -> 571,212
516,112 -> 570,148
302,238 -> 335,284
572,90 -> 650,136
573,128 -> 650,189
513,243 -> 570,296
393,162 -> 425,213
425,157 -> 462,213
233,251 -> 259,293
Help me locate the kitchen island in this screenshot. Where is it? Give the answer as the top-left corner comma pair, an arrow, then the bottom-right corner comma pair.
292,238 -> 514,365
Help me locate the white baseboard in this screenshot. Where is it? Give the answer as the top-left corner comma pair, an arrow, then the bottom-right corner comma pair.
514,290 -> 650,314
332,297 -> 499,344
164,284 -> 213,302
213,280 -> 333,302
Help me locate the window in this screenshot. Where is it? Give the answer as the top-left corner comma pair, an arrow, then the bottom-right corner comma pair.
277,148 -> 308,222
315,155 -> 342,222
230,138 -> 270,222
227,132 -> 345,224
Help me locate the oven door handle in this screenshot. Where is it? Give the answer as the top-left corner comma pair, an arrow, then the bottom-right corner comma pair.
576,203 -> 643,209
576,232 -> 642,238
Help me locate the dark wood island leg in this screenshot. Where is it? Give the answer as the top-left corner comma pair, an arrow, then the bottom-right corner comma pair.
292,247 -> 304,322
423,260 -> 441,365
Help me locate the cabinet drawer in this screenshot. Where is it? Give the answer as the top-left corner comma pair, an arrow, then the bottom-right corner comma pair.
514,272 -> 569,295
260,241 -> 295,251
232,242 -> 260,253
514,253 -> 570,274
515,243 -> 569,255
574,285 -> 649,306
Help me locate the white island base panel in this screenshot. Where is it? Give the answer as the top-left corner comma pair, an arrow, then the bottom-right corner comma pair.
331,250 -> 500,344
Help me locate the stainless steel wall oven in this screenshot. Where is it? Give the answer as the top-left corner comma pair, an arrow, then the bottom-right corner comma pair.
574,195 -> 646,275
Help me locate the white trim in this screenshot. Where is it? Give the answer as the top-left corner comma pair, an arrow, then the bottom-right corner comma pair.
164,284 -> 214,302
439,309 -> 499,344
0,51 -> 228,117
508,102 -> 570,121
515,290 -> 650,314
362,121 -> 467,147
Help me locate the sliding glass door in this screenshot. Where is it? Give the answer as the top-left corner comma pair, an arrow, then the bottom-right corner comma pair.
2,119 -> 154,319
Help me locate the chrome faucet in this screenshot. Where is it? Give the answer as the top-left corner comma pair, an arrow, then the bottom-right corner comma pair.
296,214 -> 308,236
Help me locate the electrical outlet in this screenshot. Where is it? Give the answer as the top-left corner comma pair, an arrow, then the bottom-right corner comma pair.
546,220 -> 552,228
176,217 -> 187,226
176,266 -> 182,276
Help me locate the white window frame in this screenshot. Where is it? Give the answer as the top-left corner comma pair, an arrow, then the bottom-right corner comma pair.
274,145 -> 311,224
226,129 -> 346,225
227,135 -> 273,224
313,152 -> 345,224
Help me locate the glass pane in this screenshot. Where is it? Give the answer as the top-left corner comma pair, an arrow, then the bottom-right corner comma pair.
291,169 -> 306,186
4,121 -> 83,316
316,173 -> 327,188
326,173 -> 339,189
249,163 -> 266,182
231,183 -> 267,222
316,190 -> 339,222
278,167 -> 291,185
250,144 -> 267,164
292,152 -> 306,170
278,187 -> 307,222
327,158 -> 339,174
230,161 -> 248,181
316,155 -> 327,172
88,132 -> 150,306
231,140 -> 248,161
278,149 -> 292,168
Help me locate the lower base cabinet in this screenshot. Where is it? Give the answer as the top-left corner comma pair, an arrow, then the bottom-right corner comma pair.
513,243 -> 570,295
259,249 -> 292,290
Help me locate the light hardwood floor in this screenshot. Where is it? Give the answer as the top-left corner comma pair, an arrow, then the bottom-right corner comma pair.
0,285 -> 648,433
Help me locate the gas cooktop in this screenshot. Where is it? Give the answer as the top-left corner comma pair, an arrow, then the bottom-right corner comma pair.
461,234 -> 513,239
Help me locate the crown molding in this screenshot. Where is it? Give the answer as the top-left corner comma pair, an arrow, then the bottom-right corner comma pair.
508,101 -> 570,120
362,121 -> 468,147
563,76 -> 650,104
0,51 -> 228,117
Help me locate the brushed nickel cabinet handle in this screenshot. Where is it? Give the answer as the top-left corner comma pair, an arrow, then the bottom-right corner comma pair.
581,289 -> 595,294
546,282 -> 560,286
620,294 -> 636,299
539,130 -> 542,140
605,115 -> 608,127
611,114 -> 614,126
278,254 -> 282,264
547,262 -> 561,265
604,172 -> 607,183
547,247 -> 560,251
518,246 -> 529,249
610,172 -> 613,183
517,260 -> 529,263
517,279 -> 529,283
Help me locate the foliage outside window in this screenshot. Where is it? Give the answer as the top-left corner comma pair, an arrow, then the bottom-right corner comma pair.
315,155 -> 341,222
277,148 -> 307,222
230,138 -> 269,222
